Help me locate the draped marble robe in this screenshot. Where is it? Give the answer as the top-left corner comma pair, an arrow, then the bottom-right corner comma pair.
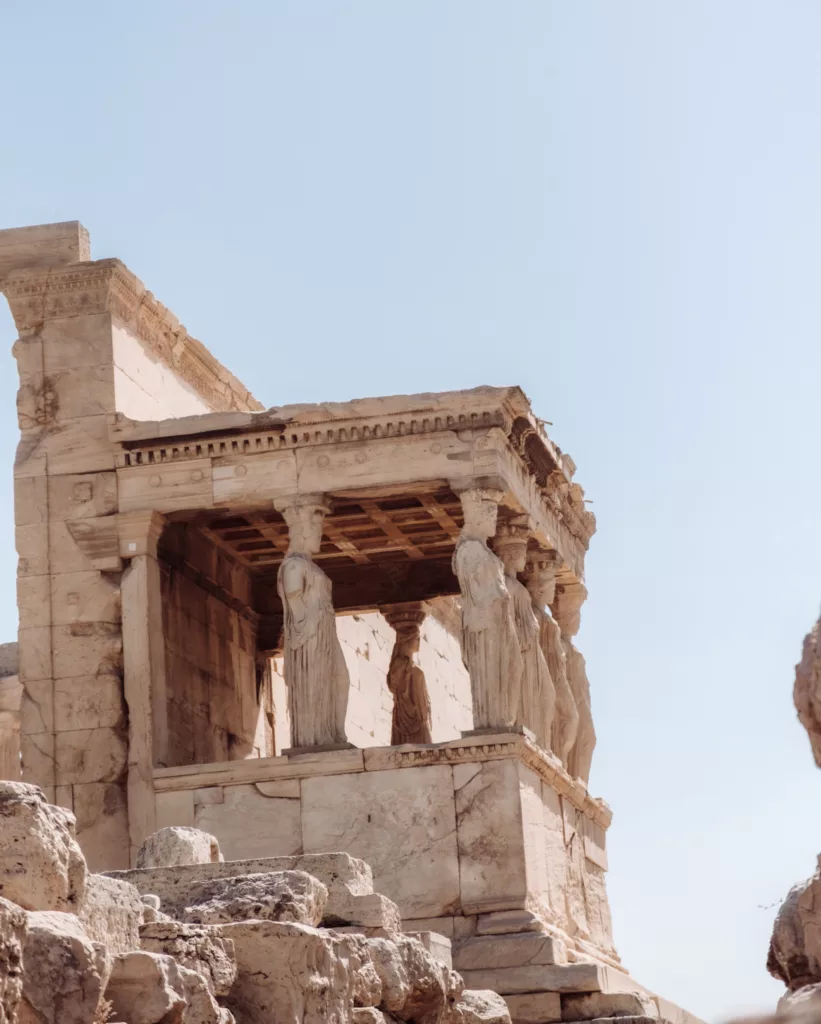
508,574 -> 555,749
563,638 -> 595,784
386,624 -> 432,746
537,607 -> 579,768
452,536 -> 522,730
277,552 -> 349,748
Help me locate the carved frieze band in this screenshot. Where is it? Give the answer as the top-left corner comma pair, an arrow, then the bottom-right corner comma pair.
2,259 -> 262,415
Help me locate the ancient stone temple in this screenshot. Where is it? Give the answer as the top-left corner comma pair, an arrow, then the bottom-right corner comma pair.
0,221 -> 702,1024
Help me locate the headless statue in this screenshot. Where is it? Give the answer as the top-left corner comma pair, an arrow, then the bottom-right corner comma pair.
452,489 -> 522,730
523,555 -> 579,768
384,604 -> 432,745
552,582 -> 595,784
493,523 -> 555,749
277,500 -> 350,749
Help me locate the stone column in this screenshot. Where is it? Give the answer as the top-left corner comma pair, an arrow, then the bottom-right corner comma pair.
523,552 -> 579,769
452,487 -> 523,732
117,510 -> 167,864
551,582 -> 596,784
492,518 -> 556,749
275,496 -> 351,751
382,603 -> 432,745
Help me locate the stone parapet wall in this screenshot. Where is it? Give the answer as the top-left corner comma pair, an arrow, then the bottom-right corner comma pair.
150,732 -> 616,967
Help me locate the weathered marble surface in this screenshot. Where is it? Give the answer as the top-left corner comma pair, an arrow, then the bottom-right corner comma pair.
453,489 -> 523,731
302,763 -> 460,920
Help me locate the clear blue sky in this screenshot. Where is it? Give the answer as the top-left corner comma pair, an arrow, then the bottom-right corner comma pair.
1,3 -> 819,1019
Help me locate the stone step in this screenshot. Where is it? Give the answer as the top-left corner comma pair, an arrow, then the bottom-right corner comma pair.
107,850 -> 373,900
105,855 -> 400,931
460,963 -> 640,997
498,974 -> 708,1024
505,991 -> 562,1023
454,932 -> 566,972
562,992 -> 658,1021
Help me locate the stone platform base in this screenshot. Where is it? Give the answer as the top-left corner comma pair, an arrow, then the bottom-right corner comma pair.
152,731 -> 616,965
149,733 -> 702,1024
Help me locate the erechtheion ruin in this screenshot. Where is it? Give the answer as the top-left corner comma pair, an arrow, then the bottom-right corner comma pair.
0,221 -> 705,1024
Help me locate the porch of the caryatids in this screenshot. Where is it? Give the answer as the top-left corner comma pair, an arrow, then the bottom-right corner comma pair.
382,602 -> 432,745
492,518 -> 555,749
275,495 -> 351,750
551,581 -> 596,784
523,551 -> 579,769
451,486 -> 522,732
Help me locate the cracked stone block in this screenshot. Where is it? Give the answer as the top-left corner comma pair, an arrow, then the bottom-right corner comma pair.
106,951 -> 187,1024
0,782 -> 87,912
80,873 -> 144,955
19,911 -> 110,1024
137,828 -> 223,869
140,921 -> 237,997
181,870 -> 328,927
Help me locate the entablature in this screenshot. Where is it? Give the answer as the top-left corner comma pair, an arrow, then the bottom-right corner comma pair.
109,386 -> 595,586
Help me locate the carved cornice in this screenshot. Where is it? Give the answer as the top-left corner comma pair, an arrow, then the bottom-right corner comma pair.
112,400 -> 595,554
2,260 -> 262,415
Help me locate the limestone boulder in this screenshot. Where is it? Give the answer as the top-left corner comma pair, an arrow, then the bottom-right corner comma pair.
447,990 -> 511,1024
18,911 -> 110,1024
137,828 -> 223,869
0,897 -> 26,1024
769,864 -> 821,990
181,871 -> 328,927
219,919 -> 358,1023
371,934 -> 461,1022
177,965 -> 235,1024
80,874 -> 144,956
366,937 -> 411,1014
332,931 -> 383,1008
0,782 -> 87,912
140,921 -> 237,997
106,951 -> 187,1024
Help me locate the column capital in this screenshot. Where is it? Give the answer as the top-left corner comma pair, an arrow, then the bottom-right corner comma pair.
449,474 -> 507,498
273,493 -> 330,517
116,510 -> 165,559
381,601 -> 427,634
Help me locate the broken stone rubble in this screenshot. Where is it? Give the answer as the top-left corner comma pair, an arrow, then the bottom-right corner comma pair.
0,784 -> 517,1023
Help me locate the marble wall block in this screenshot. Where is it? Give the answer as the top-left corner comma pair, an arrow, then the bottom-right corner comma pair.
301,764 -> 459,919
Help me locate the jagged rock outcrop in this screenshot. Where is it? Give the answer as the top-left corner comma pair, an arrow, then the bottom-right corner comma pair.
769,612 -> 821,1011
137,828 -> 223,870
795,616 -> 821,769
0,782 -> 86,913
768,861 -> 821,991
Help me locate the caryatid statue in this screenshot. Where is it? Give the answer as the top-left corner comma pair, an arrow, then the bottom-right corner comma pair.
522,552 -> 579,768
452,488 -> 523,731
493,520 -> 556,749
382,603 -> 432,745
276,497 -> 350,749
551,581 -> 596,784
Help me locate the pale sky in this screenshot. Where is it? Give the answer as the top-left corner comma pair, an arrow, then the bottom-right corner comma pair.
1,4 -> 820,1020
